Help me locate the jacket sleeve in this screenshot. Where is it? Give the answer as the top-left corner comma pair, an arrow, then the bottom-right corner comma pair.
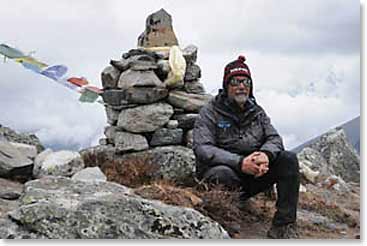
193,105 -> 243,173
259,113 -> 284,162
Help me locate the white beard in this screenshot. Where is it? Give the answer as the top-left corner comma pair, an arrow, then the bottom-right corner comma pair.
233,93 -> 248,106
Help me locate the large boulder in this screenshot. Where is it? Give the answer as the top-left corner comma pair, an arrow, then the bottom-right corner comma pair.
34,150 -> 85,178
303,128 -> 360,183
7,176 -> 228,239
115,146 -> 196,184
0,125 -> 44,153
168,91 -> 212,113
33,149 -> 53,178
0,141 -> 33,178
137,9 -> 179,48
8,142 -> 38,160
117,102 -> 174,133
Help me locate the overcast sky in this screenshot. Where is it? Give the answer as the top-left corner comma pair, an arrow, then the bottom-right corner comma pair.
0,0 -> 361,151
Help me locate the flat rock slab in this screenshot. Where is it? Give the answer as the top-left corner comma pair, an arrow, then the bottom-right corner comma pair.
102,89 -> 125,106
114,131 -> 149,153
123,87 -> 168,104
8,142 -> 38,160
168,91 -> 212,113
8,176 -> 228,239
184,81 -> 205,95
0,126 -> 44,153
117,102 -> 174,133
122,87 -> 168,104
118,69 -> 164,90
150,128 -> 183,147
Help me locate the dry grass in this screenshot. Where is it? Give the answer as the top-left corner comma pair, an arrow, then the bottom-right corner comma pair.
299,191 -> 358,227
82,150 -> 159,188
102,157 -> 159,188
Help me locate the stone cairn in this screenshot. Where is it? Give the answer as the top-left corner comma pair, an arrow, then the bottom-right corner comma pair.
99,9 -> 212,162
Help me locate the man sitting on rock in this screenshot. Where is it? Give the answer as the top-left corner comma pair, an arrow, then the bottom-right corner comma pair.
193,55 -> 300,239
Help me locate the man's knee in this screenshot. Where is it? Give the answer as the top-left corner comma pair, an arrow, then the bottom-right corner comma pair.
202,165 -> 241,187
274,151 -> 300,176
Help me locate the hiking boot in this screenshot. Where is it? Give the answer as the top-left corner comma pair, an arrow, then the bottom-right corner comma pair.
266,223 -> 300,239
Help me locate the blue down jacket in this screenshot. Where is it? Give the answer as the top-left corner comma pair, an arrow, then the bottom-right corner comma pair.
193,91 -> 284,178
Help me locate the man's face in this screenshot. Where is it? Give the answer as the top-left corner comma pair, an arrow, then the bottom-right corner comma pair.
227,76 -> 251,106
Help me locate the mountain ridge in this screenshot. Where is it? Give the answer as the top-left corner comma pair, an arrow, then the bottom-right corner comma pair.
292,116 -> 360,154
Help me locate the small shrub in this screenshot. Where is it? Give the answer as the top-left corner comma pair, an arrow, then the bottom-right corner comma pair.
102,156 -> 159,188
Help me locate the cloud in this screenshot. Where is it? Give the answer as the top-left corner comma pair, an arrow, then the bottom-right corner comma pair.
189,0 -> 360,55
0,62 -> 106,150
256,88 -> 359,149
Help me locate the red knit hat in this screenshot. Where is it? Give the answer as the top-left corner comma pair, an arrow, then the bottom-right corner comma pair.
223,55 -> 251,86
222,55 -> 255,101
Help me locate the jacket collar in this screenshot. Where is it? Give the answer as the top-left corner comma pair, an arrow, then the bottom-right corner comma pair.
213,90 -> 260,123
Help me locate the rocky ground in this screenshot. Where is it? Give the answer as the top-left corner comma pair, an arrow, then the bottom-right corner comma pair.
0,123 -> 361,239
131,180 -> 360,239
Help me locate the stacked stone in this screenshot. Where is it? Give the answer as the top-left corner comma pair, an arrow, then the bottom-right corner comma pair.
100,46 -> 211,153
99,9 -> 212,157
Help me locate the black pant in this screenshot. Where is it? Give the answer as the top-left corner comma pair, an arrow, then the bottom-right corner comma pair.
202,151 -> 300,226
